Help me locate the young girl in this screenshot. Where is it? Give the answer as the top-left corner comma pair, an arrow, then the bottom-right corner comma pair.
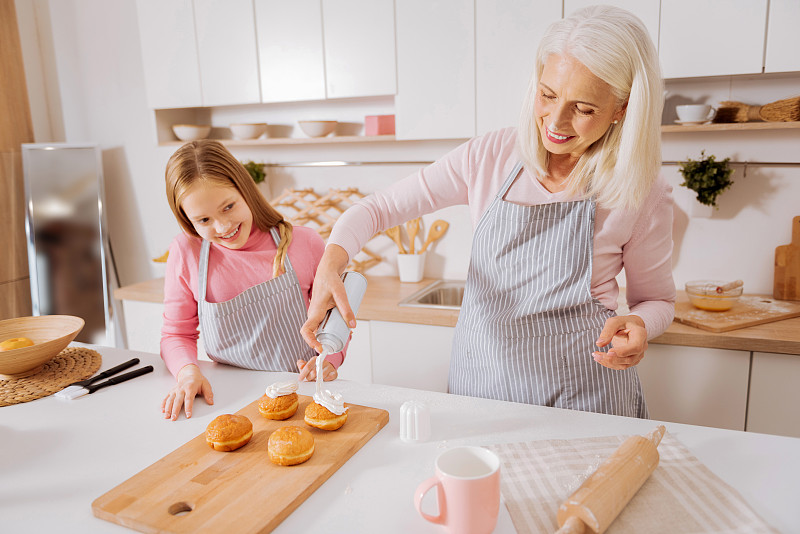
160,140 -> 342,421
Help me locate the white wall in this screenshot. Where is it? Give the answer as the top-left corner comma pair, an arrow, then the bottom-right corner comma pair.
15,0 -> 800,299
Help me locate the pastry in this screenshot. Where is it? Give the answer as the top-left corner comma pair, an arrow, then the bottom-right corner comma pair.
205,414 -> 253,452
0,337 -> 34,351
258,381 -> 299,420
268,425 -> 315,466
304,400 -> 348,431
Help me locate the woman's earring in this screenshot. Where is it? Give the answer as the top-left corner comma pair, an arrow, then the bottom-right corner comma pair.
612,120 -> 619,125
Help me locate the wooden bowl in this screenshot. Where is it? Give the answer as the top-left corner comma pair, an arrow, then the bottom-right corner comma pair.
0,315 -> 85,377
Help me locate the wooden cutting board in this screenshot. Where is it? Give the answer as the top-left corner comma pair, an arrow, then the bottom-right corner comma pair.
92,395 -> 389,533
673,292 -> 800,333
774,215 -> 800,300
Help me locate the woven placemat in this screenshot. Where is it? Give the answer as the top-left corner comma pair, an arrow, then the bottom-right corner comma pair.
0,346 -> 102,407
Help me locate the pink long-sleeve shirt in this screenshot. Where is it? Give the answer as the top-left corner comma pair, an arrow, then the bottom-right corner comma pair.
329,128 -> 676,338
160,225 -> 343,377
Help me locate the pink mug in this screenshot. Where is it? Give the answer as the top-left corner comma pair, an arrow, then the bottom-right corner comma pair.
414,446 -> 501,534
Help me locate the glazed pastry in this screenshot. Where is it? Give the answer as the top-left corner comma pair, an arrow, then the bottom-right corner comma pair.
268,426 -> 315,466
259,381 -> 299,420
304,399 -> 348,431
205,414 -> 253,452
0,337 -> 34,351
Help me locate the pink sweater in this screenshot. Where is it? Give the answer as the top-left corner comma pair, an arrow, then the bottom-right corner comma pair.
329,128 -> 676,338
160,225 -> 340,377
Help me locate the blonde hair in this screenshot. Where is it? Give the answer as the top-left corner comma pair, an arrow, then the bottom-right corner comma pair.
517,5 -> 663,210
165,140 -> 292,278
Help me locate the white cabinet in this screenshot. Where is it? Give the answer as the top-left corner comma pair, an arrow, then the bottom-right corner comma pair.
193,0 -> 261,107
746,352 -> 800,438
475,0 -> 561,135
395,0 -> 475,140
369,321 -> 454,393
255,0 -> 326,103
765,0 -> 800,73
564,0 -> 660,51
335,320 -> 373,385
636,344 -> 750,430
321,0 -> 396,99
659,0 -> 768,79
136,0 -> 202,109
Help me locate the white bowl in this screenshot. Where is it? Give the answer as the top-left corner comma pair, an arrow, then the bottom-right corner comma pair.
298,120 -> 337,138
230,123 -> 267,140
172,124 -> 212,142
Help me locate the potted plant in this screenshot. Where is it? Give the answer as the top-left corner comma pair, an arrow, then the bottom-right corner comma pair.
242,160 -> 266,184
678,150 -> 735,210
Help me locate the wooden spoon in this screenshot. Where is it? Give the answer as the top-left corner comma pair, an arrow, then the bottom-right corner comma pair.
419,220 -> 449,253
384,225 -> 406,254
406,217 -> 421,254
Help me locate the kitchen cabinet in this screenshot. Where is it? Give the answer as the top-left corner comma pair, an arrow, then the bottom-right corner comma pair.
475,0 -> 561,135
636,344 -> 750,431
255,0 -> 325,103
764,0 -> 800,74
135,0 -> 203,109
395,0 -> 475,140
335,320 -> 373,385
659,0 -> 768,79
746,352 -> 800,438
368,320 -> 454,393
564,0 -> 660,52
321,0 -> 396,100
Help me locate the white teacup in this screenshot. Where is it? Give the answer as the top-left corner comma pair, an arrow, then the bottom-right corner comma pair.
676,104 -> 716,123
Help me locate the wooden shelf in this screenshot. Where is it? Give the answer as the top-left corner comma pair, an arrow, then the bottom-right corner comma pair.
661,121 -> 800,133
159,134 -> 401,147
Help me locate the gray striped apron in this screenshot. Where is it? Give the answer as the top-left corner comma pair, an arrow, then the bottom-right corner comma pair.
449,162 -> 647,418
197,228 -> 316,371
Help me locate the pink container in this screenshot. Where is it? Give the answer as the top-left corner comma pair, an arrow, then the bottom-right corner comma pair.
365,114 -> 395,136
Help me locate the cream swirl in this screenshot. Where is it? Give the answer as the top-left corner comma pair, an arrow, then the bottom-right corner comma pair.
313,389 -> 348,415
265,380 -> 298,399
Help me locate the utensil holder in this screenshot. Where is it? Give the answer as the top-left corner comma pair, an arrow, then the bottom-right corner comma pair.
397,252 -> 426,283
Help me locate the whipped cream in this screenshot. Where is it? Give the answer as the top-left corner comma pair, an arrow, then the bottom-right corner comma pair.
314,389 -> 348,415
265,380 -> 298,399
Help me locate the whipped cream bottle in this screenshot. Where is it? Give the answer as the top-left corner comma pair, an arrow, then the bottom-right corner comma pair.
315,271 -> 367,354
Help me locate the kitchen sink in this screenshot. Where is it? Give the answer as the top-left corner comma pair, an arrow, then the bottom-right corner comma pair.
398,280 -> 466,310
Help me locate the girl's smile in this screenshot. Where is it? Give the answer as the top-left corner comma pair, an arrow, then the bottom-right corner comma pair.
181,181 -> 253,249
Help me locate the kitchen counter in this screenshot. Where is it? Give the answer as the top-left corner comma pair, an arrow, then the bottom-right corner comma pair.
115,276 -> 800,355
3,344 -> 800,533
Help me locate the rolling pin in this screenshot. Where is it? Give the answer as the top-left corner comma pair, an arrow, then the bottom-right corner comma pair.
555,425 -> 666,534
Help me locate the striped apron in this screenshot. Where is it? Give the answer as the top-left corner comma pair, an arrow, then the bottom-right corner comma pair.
197,228 -> 316,371
449,162 -> 647,418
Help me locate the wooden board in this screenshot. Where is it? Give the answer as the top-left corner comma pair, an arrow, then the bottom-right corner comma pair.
92,395 -> 389,533
774,215 -> 800,301
674,293 -> 800,333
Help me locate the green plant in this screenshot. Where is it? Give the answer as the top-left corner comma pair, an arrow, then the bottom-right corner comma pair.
242,160 -> 266,184
678,150 -> 735,208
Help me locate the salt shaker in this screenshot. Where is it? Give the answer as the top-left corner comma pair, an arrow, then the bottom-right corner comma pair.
400,400 -> 431,443
316,271 -> 368,353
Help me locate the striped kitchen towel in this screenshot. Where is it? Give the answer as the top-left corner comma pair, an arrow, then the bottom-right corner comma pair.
489,432 -> 778,533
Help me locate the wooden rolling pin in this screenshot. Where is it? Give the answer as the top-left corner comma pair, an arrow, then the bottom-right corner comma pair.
555,425 -> 666,534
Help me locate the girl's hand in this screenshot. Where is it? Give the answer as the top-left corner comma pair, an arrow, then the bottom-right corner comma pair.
161,364 -> 214,420
301,244 -> 353,352
593,315 -> 648,370
297,357 -> 338,381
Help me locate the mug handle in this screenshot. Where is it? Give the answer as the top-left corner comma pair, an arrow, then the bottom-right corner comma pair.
707,107 -> 717,121
415,476 -> 446,525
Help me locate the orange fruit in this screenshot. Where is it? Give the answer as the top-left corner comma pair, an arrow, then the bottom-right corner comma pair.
0,337 -> 35,351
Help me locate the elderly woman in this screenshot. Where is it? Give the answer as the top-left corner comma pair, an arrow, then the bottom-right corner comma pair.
302,5 -> 675,418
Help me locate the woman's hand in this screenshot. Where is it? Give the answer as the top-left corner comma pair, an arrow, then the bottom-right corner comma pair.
593,315 -> 648,370
297,357 -> 338,381
301,244 -> 353,352
161,364 -> 214,420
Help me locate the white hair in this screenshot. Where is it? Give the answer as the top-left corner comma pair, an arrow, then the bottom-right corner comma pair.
516,5 -> 664,210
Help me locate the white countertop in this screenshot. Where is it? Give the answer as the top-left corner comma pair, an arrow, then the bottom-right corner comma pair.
2,344 -> 799,533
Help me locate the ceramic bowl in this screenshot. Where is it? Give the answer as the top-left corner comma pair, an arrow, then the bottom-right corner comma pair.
172,124 -> 212,142
230,123 -> 267,140
298,120 -> 337,138
0,315 -> 85,377
685,280 -> 743,312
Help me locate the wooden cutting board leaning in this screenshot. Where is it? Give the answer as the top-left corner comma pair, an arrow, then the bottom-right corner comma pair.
673,291 -> 800,333
774,215 -> 800,301
92,395 -> 389,533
